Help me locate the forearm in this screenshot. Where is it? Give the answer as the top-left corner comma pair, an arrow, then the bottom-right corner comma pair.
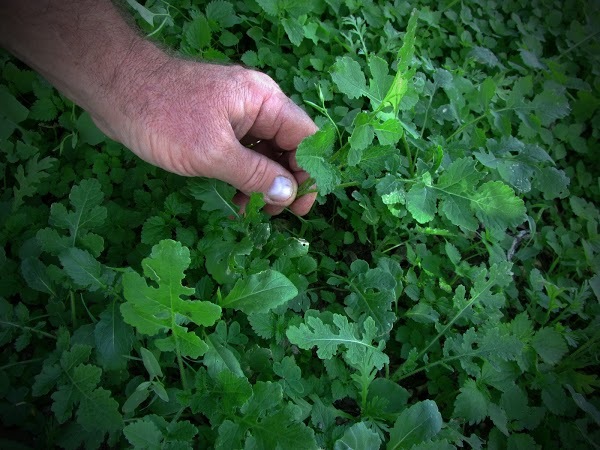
0,0 -> 166,136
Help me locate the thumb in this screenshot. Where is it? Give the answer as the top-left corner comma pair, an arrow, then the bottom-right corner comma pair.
213,142 -> 298,206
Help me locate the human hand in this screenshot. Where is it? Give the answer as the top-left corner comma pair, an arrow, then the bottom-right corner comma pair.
96,55 -> 318,216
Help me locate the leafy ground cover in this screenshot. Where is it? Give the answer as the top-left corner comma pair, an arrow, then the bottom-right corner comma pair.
1,0 -> 599,448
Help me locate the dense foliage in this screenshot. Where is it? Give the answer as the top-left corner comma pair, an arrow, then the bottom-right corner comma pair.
1,0 -> 599,448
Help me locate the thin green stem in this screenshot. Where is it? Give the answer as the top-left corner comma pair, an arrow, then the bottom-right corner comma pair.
420,88 -> 437,137
0,320 -> 56,340
391,277 -> 495,381
70,291 -> 77,328
0,358 -> 44,371
402,134 -> 413,175
555,29 -> 600,61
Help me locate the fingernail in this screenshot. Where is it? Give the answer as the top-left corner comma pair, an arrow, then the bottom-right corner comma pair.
267,176 -> 293,202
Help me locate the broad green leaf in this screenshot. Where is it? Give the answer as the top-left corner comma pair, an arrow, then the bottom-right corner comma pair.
21,257 -> 56,295
191,368 -> 252,420
121,240 -> 221,358
255,0 -> 279,16
282,17 -> 304,46
205,1 -> 240,28
220,270 -> 297,314
406,182 -> 437,224
203,332 -> 244,378
13,154 -> 56,210
530,327 -> 568,365
334,422 -> 381,450
287,314 -> 389,370
33,344 -> 122,433
76,112 -> 105,145
531,86 -> 570,126
59,247 -> 114,292
387,400 -> 443,450
368,55 -> 393,105
94,305 -> 134,371
373,118 -> 403,145
188,178 -> 239,217
49,179 -> 107,243
472,181 -> 526,229
296,123 -> 341,195
331,56 -> 369,100
534,167 -> 570,200
0,85 -> 29,124
184,14 -> 211,49
469,46 -> 502,68
123,417 -> 163,450
344,260 -> 397,335
367,378 -> 409,414
453,379 -> 489,425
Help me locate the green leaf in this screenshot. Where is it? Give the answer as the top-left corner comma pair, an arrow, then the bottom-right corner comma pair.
49,178 -> 107,242
373,118 -> 403,145
296,123 -> 341,195
472,181 -> 526,230
0,85 -> 29,124
255,0 -> 279,16
334,422 -> 381,450
530,327 -> 568,365
59,247 -> 114,292
184,14 -> 211,49
531,86 -> 570,126
203,332 -> 244,378
33,343 -> 122,433
188,177 -> 239,217
141,216 -> 171,245
387,400 -> 443,450
191,368 -> 252,421
13,154 -> 56,211
453,379 -> 489,425
282,17 -> 304,46
287,314 -> 388,370
406,182 -> 437,224
344,260 -> 398,335
534,167 -> 570,200
469,46 -> 502,68
220,270 -> 298,314
94,304 -> 134,371
331,56 -> 369,100
206,1 -> 240,28
21,257 -> 56,295
121,240 -> 221,358
140,347 -> 163,379
368,55 -> 393,105
76,112 -> 105,145
126,0 -> 159,26
29,97 -> 58,121
383,10 -> 418,112
123,417 -> 163,450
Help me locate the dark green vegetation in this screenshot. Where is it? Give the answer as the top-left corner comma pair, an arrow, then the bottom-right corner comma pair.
1,0 -> 599,448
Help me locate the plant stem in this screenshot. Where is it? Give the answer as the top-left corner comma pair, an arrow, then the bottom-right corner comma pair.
0,320 -> 56,340
70,291 -> 77,328
402,134 -> 413,175
0,358 -> 44,371
391,277 -> 495,381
